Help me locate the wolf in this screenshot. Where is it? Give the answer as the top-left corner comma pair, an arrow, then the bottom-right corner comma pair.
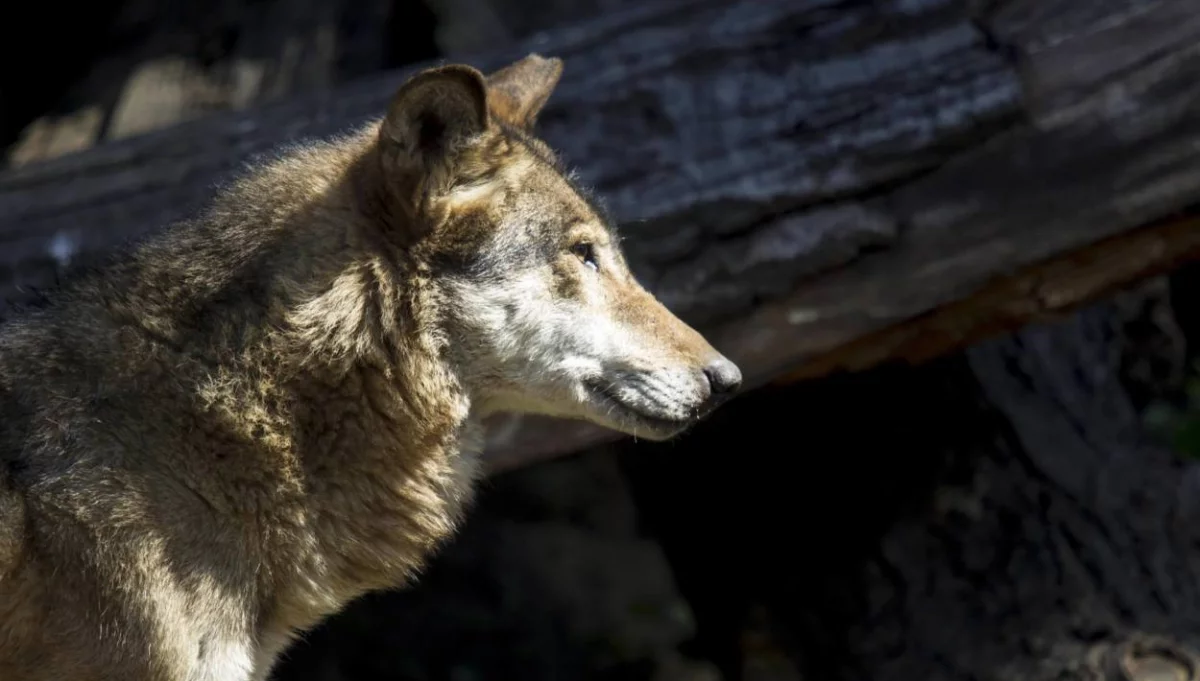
0,54 -> 742,680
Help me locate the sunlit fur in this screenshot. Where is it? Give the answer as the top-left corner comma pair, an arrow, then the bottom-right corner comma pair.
0,55 -> 740,680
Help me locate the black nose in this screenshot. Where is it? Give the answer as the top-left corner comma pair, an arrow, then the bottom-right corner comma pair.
703,357 -> 743,397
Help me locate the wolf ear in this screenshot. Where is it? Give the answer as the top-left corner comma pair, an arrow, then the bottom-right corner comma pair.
486,54 -> 563,128
378,64 -> 490,203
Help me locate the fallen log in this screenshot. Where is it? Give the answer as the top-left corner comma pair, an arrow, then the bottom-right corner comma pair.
2,0 -> 1200,473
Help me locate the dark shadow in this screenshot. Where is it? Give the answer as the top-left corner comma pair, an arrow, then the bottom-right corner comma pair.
0,0 -> 443,163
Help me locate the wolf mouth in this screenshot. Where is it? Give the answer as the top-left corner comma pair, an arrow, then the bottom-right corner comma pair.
585,381 -> 695,435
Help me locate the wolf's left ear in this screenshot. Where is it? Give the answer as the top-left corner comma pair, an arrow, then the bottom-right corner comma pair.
486,54 -> 563,128
379,64 -> 490,204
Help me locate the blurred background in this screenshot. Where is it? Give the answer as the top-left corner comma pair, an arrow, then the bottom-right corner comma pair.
3,1 -> 1200,680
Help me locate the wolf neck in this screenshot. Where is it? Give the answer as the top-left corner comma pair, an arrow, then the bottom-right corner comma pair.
99,129 -> 485,600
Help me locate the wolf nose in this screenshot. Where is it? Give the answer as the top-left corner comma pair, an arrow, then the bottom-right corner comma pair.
703,357 -> 742,397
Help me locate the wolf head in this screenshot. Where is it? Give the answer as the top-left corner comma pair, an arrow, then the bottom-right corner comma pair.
372,55 -> 741,441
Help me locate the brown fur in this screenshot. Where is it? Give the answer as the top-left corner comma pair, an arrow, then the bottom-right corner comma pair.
0,55 -> 740,680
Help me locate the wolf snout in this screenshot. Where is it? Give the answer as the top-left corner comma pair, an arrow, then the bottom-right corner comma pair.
701,356 -> 742,401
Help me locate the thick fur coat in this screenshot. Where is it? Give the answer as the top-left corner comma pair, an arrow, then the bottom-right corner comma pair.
0,55 -> 741,680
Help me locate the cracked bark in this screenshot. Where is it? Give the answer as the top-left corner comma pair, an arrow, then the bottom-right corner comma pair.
849,304 -> 1200,680
882,308 -> 1197,680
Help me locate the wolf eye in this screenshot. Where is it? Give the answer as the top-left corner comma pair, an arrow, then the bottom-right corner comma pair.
571,242 -> 599,271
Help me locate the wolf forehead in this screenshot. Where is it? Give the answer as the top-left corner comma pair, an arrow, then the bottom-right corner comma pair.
423,121 -> 622,270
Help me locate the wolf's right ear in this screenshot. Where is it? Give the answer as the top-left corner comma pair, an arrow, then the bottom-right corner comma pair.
486,54 -> 563,128
378,64 -> 490,208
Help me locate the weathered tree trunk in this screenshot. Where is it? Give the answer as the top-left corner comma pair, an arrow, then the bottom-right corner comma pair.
919,306 -> 1196,679
4,0 -> 1200,472
849,303 -> 1200,680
